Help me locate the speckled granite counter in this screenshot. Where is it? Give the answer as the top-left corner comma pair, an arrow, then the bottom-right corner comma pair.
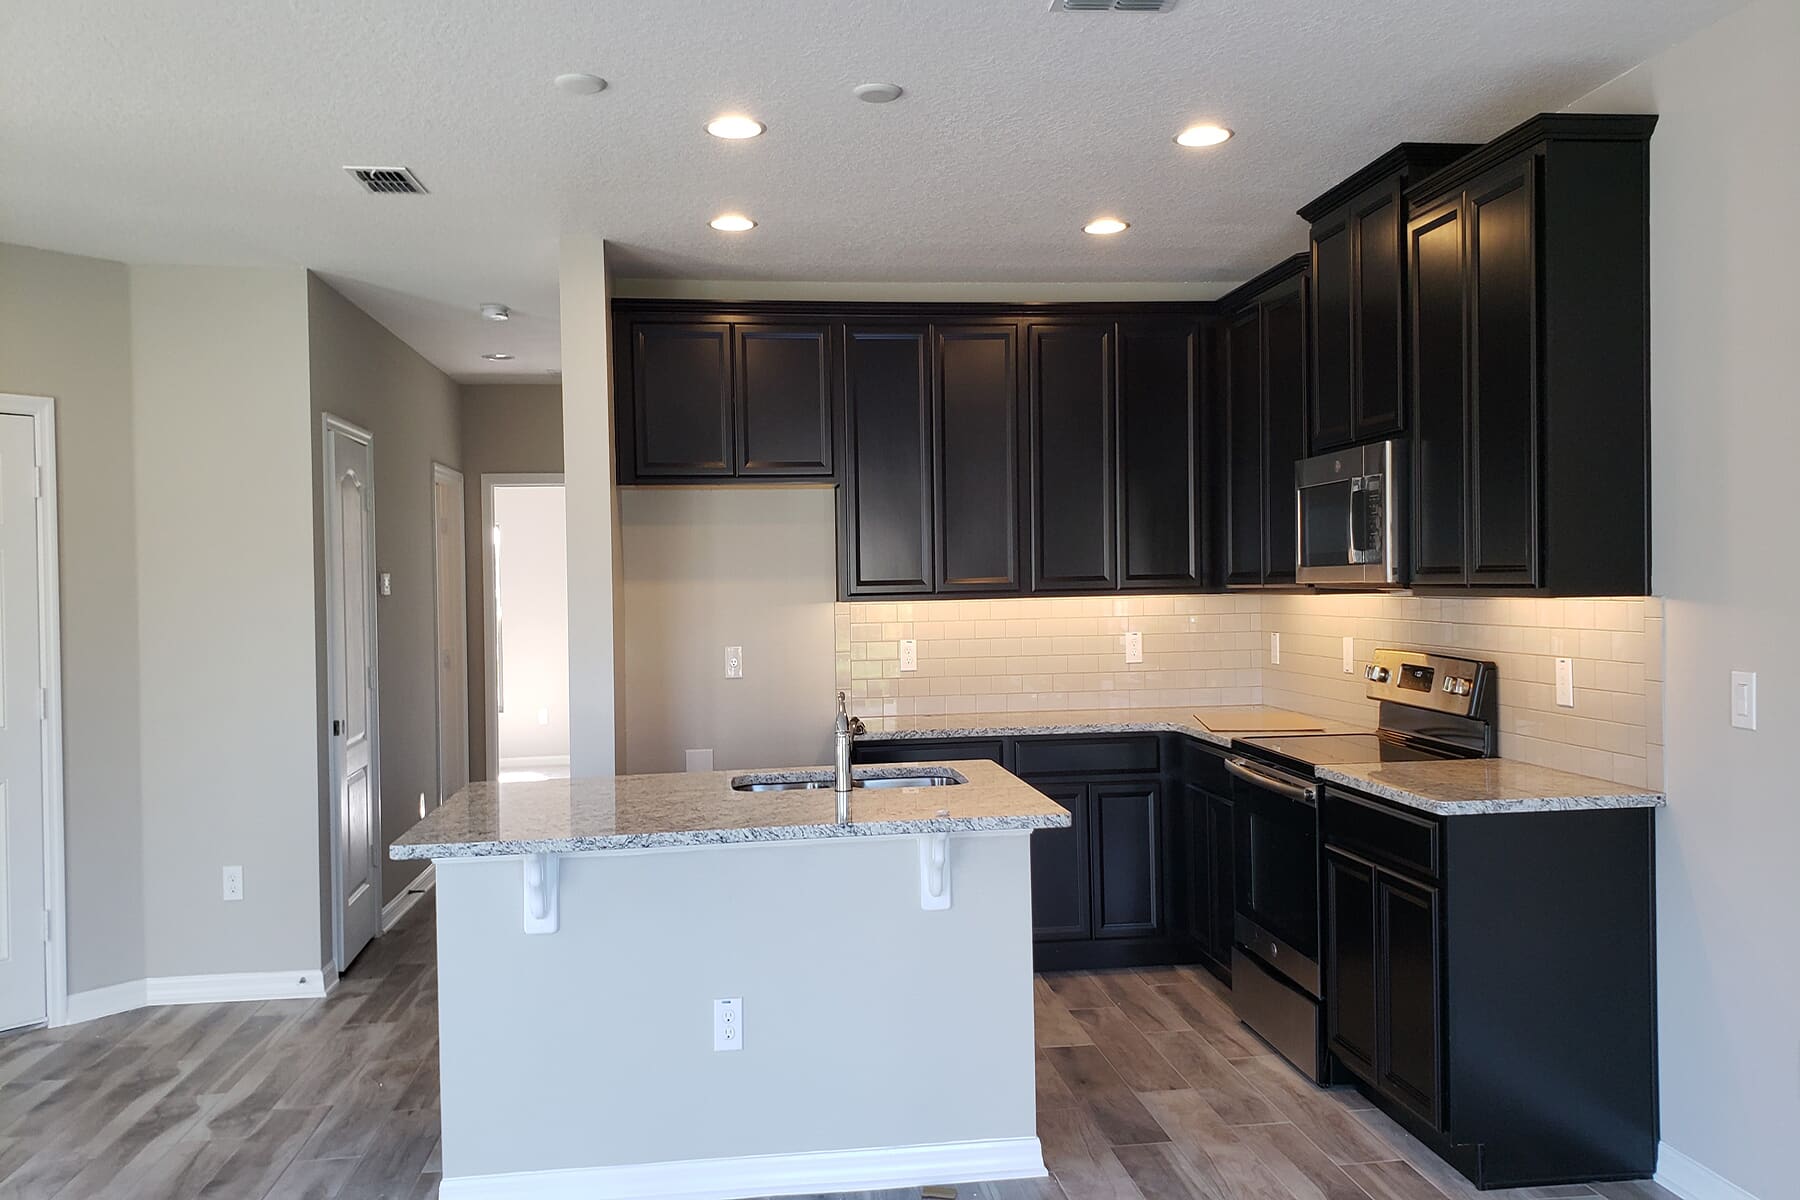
1317,759 -> 1665,816
390,760 -> 1070,859
856,705 -> 1362,749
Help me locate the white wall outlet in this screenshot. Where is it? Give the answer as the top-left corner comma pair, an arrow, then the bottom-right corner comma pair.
1124,631 -> 1144,665
1555,657 -> 1575,707
1342,636 -> 1356,674
418,792 -> 427,819
713,997 -> 743,1051
725,645 -> 744,679
1731,670 -> 1757,730
1270,633 -> 1281,665
899,639 -> 918,672
222,865 -> 243,902
536,707 -> 550,726
378,572 -> 392,597
685,748 -> 715,772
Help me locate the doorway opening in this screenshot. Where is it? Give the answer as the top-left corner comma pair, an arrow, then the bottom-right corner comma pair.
482,475 -> 569,782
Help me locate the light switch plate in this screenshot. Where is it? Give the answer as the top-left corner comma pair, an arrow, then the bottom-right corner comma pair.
1342,636 -> 1355,674
378,572 -> 392,597
713,997 -> 743,1052
725,646 -> 743,679
1125,631 -> 1144,665
899,639 -> 918,672
685,749 -> 714,772
1731,671 -> 1757,730
1556,658 -> 1575,707
1270,633 -> 1280,665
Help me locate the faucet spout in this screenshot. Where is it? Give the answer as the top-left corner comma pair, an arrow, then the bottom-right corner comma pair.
833,691 -> 864,823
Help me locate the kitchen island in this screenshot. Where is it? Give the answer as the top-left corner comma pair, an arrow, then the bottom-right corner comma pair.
391,761 -> 1069,1200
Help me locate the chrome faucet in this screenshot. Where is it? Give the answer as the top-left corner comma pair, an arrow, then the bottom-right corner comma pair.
834,691 -> 866,822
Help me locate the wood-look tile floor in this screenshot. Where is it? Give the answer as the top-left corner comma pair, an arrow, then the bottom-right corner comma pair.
0,901 -> 1678,1200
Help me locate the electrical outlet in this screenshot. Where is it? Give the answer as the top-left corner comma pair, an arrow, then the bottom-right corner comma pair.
1342,636 -> 1355,674
899,639 -> 918,672
1270,633 -> 1281,665
1731,671 -> 1757,730
378,572 -> 392,597
418,792 -> 426,819
1555,657 -> 1575,707
714,997 -> 743,1051
685,748 -> 714,772
1124,631 -> 1144,665
222,866 -> 243,902
725,646 -> 744,679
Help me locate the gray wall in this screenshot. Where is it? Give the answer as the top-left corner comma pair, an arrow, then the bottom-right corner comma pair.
456,383 -> 563,780
307,275 -> 463,911
131,266 -> 322,979
1571,3 -> 1797,1195
0,243 -> 147,993
434,835 -> 1037,1180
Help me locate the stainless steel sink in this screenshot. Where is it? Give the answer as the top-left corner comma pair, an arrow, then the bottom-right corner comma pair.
730,770 -> 961,793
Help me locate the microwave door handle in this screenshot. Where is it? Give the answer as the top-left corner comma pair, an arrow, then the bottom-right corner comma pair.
1347,476 -> 1364,563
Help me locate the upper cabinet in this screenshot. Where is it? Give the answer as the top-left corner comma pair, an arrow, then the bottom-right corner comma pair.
841,325 -> 934,594
933,324 -> 1022,594
1299,144 -> 1478,453
1118,320 -> 1205,590
615,309 -> 835,483
1405,114 -> 1655,595
1218,256 -> 1309,589
1027,322 -> 1118,591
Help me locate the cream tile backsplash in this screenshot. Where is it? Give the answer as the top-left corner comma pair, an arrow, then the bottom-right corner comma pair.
836,592 -> 1663,789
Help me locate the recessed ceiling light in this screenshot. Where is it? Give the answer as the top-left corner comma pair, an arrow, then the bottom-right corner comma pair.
479,303 -> 511,322
852,83 -> 904,104
705,115 -> 765,140
1083,217 -> 1129,236
553,73 -> 607,96
709,213 -> 756,232
481,353 -> 515,361
1175,123 -> 1233,148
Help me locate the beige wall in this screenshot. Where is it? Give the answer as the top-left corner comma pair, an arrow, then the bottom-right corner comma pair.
0,243 -> 146,993
307,275 -> 462,908
1570,3 -> 1799,1195
132,265 -> 322,978
620,487 -> 838,773
457,383 -> 563,780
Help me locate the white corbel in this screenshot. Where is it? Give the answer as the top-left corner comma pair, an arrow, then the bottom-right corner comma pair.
919,832 -> 952,910
523,853 -> 560,934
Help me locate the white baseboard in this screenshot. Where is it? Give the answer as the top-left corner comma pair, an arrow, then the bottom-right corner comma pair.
498,755 -> 571,769
62,978 -> 149,1025
383,862 -> 437,931
320,959 -> 340,997
1657,1142 -> 1763,1200
144,969 -> 330,1006
439,1136 -> 1045,1200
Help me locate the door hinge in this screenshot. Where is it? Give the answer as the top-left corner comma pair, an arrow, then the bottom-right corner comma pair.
41,910 -> 52,944
39,687 -> 49,722
33,466 -> 44,501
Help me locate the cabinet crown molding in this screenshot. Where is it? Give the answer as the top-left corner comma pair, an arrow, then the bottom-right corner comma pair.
1297,142 -> 1480,223
1405,112 -> 1659,205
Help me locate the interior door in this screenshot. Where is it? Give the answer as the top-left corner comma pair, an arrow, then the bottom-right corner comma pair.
433,465 -> 468,804
0,414 -> 47,1031
324,420 -> 382,971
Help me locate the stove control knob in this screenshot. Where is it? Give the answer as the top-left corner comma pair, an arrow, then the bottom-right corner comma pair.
1366,666 -> 1390,683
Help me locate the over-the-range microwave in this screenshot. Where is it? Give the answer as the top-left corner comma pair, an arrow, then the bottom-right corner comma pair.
1294,438 -> 1406,587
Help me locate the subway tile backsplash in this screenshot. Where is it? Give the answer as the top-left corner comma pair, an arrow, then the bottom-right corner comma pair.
836,592 -> 1664,789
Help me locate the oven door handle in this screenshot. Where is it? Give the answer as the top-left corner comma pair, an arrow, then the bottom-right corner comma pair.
1225,758 -> 1320,806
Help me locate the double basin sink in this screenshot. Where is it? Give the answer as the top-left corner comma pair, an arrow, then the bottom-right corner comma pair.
730,768 -> 962,793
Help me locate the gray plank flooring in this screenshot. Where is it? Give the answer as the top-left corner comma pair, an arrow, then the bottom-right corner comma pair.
0,905 -> 1679,1200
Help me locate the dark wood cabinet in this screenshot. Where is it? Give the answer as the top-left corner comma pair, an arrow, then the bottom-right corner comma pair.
1299,144 -> 1477,453
1027,322 -> 1118,591
1118,321 -> 1203,589
1324,848 -> 1379,1077
842,326 -> 933,594
934,324 -> 1021,593
1092,783 -> 1164,938
1182,783 -> 1236,968
1029,782 -> 1091,941
735,324 -> 833,476
1405,115 -> 1655,595
1219,256 -> 1309,588
628,322 -> 733,477
1377,869 -> 1441,1125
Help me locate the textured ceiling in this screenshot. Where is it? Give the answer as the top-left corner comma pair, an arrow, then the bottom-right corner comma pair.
1,0 -> 1740,381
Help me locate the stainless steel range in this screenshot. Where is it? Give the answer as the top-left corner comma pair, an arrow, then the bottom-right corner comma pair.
1226,648 -> 1497,1081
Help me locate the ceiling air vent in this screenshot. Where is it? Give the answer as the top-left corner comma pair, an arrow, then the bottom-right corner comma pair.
344,166 -> 428,195
1051,0 -> 1177,11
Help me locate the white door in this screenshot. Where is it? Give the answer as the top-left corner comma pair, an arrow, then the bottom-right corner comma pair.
432,465 -> 468,804
0,415 -> 48,1030
324,420 -> 381,970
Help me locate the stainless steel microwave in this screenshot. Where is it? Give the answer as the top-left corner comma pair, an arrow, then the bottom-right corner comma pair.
1294,439 -> 1406,587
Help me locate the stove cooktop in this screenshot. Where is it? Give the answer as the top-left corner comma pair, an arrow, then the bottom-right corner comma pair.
1233,732 -> 1446,769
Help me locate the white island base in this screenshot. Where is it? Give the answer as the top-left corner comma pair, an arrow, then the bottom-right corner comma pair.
430,831 -> 1045,1199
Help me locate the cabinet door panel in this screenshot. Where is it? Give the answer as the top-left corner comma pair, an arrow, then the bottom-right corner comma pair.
1206,792 -> 1235,964
1468,164 -> 1539,586
1409,201 -> 1470,584
1029,782 -> 1090,941
1028,324 -> 1118,590
1325,848 -> 1379,1079
1181,784 -> 1214,957
1223,309 -> 1265,587
842,326 -> 933,593
1310,216 -> 1355,451
1093,784 -> 1162,938
1262,284 -> 1307,587
735,324 -> 832,475
935,325 -> 1020,592
632,323 -> 733,476
1354,188 -> 1406,441
1119,322 -> 1202,588
1378,871 -> 1442,1126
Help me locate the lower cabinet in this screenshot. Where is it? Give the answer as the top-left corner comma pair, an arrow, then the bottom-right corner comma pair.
1181,783 -> 1235,969
1028,782 -> 1090,941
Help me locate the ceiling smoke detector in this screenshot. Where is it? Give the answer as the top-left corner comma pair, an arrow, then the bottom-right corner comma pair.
344,166 -> 428,195
481,353 -> 515,362
1050,0 -> 1178,10
479,303 -> 511,322
852,83 -> 904,104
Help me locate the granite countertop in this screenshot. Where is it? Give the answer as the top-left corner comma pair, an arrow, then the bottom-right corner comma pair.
1316,759 -> 1666,816
856,705 -> 1362,749
389,760 -> 1071,860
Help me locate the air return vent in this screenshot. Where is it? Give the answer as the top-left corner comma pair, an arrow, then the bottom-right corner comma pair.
343,166 -> 428,195
1051,0 -> 1177,11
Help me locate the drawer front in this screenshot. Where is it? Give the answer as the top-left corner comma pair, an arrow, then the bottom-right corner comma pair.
1321,788 -> 1441,880
1016,736 -> 1160,777
855,739 -> 1005,766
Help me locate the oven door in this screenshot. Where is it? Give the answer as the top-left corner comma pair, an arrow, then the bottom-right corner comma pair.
1227,757 -> 1321,997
